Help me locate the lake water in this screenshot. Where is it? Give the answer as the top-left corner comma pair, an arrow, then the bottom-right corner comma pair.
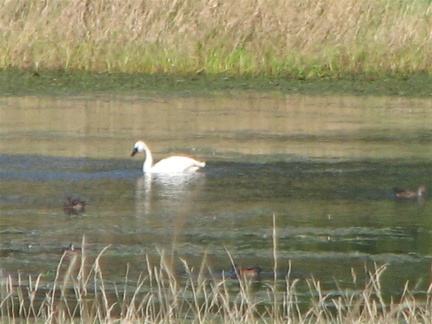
1,93 -> 431,302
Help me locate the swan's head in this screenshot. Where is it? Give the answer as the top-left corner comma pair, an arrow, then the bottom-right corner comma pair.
131,141 -> 147,157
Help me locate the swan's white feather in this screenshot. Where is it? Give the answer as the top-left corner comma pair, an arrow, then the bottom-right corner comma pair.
132,140 -> 205,174
151,156 -> 205,173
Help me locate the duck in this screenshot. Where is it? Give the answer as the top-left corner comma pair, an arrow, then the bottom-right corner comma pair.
63,197 -> 86,215
393,185 -> 426,199
131,140 -> 205,174
63,243 -> 82,256
226,265 -> 262,281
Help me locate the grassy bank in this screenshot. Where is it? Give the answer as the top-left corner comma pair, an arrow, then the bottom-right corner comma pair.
0,0 -> 431,78
1,246 -> 431,323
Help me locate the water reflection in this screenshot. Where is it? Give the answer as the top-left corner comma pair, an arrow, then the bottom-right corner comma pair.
134,172 -> 206,216
135,175 -> 152,215
1,94 -> 431,161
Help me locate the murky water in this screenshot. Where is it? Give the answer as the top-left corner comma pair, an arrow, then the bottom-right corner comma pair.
1,94 -> 431,300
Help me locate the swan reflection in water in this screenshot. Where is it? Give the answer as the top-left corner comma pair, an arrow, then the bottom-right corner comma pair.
134,172 -> 206,217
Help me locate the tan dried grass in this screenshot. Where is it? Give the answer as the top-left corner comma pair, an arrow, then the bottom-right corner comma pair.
1,247 -> 431,323
0,0 -> 431,76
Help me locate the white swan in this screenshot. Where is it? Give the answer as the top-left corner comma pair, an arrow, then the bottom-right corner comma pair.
131,140 -> 205,174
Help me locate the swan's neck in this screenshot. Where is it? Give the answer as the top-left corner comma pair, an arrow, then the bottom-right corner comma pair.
142,145 -> 154,172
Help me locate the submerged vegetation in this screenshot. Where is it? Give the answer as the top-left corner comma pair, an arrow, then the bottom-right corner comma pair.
1,243 -> 431,323
0,0 -> 431,78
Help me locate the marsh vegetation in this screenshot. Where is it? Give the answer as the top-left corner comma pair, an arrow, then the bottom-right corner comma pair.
1,0 -> 431,77
1,238 -> 431,323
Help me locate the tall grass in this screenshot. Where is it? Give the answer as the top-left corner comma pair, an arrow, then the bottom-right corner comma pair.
1,242 -> 431,322
0,0 -> 431,77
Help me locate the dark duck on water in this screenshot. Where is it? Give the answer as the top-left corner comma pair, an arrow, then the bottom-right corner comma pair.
63,197 -> 86,215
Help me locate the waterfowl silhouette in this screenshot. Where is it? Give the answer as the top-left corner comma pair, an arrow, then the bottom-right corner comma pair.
226,265 -> 262,281
393,185 -> 426,199
131,140 -> 205,174
63,243 -> 82,256
63,198 -> 86,215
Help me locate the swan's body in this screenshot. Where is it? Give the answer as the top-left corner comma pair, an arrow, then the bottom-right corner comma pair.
131,140 -> 205,174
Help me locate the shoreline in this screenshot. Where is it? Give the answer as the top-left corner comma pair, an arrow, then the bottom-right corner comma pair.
1,70 -> 431,98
